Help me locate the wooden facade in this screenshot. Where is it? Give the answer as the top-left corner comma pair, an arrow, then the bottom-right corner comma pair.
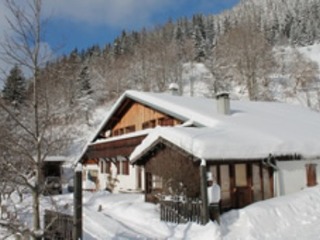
207,161 -> 273,211
144,145 -> 201,202
135,140 -> 274,211
86,135 -> 146,159
96,100 -> 182,140
81,99 -> 183,192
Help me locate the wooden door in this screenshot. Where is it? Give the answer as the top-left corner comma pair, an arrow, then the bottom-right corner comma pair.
234,164 -> 252,208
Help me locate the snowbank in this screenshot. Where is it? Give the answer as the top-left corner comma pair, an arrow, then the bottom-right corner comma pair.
221,186 -> 320,240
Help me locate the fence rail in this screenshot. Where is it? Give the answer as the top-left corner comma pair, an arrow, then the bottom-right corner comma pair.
160,197 -> 203,224
44,210 -> 73,240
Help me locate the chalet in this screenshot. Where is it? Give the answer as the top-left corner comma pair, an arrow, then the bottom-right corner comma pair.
81,89 -> 320,210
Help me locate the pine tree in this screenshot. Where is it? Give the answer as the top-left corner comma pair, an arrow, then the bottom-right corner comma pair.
76,65 -> 94,125
2,65 -> 26,107
77,65 -> 93,99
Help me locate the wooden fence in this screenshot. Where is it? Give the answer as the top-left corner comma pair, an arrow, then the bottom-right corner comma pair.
159,197 -> 203,224
44,210 -> 73,240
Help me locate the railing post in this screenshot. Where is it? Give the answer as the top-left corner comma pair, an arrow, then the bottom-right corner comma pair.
200,159 -> 209,224
73,164 -> 83,240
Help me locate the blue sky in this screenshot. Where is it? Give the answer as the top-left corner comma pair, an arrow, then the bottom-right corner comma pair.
42,0 -> 240,55
0,0 -> 240,58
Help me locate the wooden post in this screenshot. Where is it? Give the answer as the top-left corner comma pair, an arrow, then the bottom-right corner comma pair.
200,159 -> 209,224
73,164 -> 83,240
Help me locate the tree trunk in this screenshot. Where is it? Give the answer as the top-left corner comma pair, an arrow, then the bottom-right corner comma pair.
32,188 -> 41,240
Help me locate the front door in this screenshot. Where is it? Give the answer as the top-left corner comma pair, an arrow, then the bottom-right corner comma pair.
234,164 -> 252,208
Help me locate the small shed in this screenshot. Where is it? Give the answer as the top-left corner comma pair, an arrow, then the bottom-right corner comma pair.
42,156 -> 66,179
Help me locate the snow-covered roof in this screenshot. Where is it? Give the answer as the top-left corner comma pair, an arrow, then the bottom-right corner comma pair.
94,90 -> 222,137
44,156 -> 67,162
84,90 -> 320,161
90,129 -> 152,146
127,91 -> 320,161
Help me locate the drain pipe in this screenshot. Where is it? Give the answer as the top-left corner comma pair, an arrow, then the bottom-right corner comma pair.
263,154 -> 282,197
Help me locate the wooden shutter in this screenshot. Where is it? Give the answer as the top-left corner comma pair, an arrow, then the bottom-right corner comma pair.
306,164 -> 317,187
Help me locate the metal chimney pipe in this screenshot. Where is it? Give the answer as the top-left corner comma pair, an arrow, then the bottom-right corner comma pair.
216,92 -> 230,115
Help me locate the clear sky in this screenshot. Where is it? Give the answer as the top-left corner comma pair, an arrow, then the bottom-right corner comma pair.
0,0 -> 240,57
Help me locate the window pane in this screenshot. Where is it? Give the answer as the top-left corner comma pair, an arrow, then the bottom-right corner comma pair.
263,167 -> 272,199
252,164 -> 262,201
220,165 -> 231,204
235,164 -> 247,187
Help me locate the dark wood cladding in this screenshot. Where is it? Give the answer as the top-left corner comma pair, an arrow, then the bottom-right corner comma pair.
145,146 -> 201,201
86,135 -> 146,159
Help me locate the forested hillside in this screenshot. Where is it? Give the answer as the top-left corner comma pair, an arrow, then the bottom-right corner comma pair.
2,0 -> 320,120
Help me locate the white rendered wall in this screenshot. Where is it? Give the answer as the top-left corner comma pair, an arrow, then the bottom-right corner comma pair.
110,164 -> 144,193
277,159 -> 320,196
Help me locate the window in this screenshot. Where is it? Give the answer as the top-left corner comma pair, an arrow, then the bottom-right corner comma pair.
113,129 -> 120,136
115,160 -> 130,175
235,164 -> 247,187
125,125 -> 135,133
100,160 -> 111,174
122,160 -> 130,175
252,163 -> 262,201
113,128 -> 124,136
262,166 -> 272,199
142,120 -> 156,129
220,165 -> 231,207
158,117 -> 174,126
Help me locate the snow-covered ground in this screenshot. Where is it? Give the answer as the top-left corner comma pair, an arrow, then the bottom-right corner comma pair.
3,185 -> 319,239
82,186 -> 320,239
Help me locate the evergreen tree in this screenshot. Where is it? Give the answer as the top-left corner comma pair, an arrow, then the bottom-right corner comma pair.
77,65 -> 93,99
2,65 -> 26,107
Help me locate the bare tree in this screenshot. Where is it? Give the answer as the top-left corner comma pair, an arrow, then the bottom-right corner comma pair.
214,21 -> 276,100
0,1 -> 72,239
289,49 -> 320,108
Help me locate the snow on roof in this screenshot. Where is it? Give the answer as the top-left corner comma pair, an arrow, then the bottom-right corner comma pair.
82,90 -> 320,161
89,128 -> 152,146
44,156 -> 67,162
129,94 -> 320,161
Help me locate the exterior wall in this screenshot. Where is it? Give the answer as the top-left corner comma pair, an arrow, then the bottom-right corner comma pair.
277,159 -> 320,195
84,101 -> 184,192
93,160 -> 145,193
114,165 -> 145,193
112,102 -> 181,135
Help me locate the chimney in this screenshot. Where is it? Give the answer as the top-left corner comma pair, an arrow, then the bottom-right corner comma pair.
216,92 -> 230,115
169,83 -> 179,96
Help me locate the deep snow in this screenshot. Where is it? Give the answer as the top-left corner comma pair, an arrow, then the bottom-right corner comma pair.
83,186 -> 320,239
2,185 -> 320,239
